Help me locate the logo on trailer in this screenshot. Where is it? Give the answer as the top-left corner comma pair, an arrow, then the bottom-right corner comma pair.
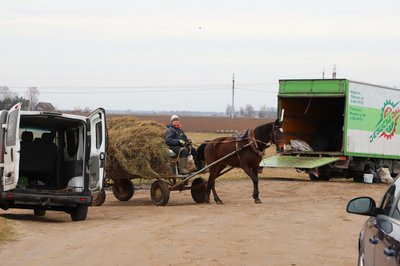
369,100 -> 400,143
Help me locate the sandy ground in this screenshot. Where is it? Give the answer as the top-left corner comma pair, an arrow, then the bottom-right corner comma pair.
0,177 -> 389,266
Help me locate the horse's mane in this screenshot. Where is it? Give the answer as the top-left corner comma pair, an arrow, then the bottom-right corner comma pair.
253,120 -> 277,150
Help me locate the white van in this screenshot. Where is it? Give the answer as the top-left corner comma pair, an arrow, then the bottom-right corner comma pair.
0,103 -> 106,221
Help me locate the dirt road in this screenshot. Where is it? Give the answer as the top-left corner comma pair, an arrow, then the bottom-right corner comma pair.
0,178 -> 388,266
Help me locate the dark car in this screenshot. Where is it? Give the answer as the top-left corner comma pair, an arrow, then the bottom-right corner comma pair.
347,178 -> 400,266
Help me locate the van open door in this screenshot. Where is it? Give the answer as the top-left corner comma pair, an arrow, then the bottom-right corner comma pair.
87,108 -> 106,193
2,103 -> 21,191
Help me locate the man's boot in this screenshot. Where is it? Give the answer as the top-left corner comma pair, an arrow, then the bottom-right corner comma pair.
178,158 -> 190,175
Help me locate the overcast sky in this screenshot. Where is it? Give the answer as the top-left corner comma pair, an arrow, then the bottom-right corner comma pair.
1,0 -> 400,112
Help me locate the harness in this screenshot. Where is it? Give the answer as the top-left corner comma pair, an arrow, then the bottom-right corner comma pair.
235,128 -> 272,160
200,124 -> 282,161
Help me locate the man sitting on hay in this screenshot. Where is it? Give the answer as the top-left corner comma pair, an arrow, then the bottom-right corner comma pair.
165,115 -> 203,174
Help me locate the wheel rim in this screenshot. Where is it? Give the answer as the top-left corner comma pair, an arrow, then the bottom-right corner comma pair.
154,186 -> 162,202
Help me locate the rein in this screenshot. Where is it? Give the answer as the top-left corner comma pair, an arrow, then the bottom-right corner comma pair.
199,124 -> 281,158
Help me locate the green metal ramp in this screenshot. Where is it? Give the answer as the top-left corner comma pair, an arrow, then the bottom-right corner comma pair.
260,156 -> 340,169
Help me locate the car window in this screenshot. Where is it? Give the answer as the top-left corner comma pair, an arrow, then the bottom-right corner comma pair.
393,188 -> 400,220
381,184 -> 399,216
6,110 -> 18,146
95,121 -> 102,149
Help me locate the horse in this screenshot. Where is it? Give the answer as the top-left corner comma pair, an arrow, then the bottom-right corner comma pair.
197,119 -> 285,204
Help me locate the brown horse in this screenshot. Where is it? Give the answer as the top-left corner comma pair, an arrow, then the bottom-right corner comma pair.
198,119 -> 284,204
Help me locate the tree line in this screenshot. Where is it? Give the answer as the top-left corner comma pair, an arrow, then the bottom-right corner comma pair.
0,86 -> 40,110
225,104 -> 276,118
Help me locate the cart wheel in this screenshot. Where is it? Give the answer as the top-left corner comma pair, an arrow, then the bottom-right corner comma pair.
191,177 -> 207,203
150,180 -> 170,206
92,189 -> 106,206
112,179 -> 135,201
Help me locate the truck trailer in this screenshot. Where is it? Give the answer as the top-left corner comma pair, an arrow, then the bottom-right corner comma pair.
261,79 -> 400,181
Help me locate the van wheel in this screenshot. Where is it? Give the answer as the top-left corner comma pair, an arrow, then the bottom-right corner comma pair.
34,209 -> 46,216
112,179 -> 134,201
92,189 -> 106,206
71,205 -> 88,221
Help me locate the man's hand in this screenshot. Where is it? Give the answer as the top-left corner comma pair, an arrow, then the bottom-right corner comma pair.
179,140 -> 186,146
187,139 -> 193,144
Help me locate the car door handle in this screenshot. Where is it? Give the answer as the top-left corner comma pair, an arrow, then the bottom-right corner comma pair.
369,237 -> 379,245
384,248 -> 396,257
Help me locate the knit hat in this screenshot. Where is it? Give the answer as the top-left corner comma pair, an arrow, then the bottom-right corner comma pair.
170,115 -> 179,122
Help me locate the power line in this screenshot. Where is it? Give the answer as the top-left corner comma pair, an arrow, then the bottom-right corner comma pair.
4,86 -> 278,94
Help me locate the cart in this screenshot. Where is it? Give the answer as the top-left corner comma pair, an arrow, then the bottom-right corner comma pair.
94,142 -> 253,206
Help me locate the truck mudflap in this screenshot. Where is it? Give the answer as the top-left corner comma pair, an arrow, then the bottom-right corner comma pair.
260,155 -> 340,169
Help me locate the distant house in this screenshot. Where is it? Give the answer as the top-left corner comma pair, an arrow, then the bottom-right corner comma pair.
35,102 -> 56,112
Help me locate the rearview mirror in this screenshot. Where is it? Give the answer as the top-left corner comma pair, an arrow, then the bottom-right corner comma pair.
347,197 -> 376,216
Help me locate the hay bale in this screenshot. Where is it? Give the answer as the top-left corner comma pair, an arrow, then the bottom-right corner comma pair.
106,116 -> 169,180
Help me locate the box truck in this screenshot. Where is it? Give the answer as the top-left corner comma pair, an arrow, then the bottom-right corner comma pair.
0,103 -> 106,221
261,79 -> 400,181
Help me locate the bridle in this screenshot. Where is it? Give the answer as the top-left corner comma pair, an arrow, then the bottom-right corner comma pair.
249,123 -> 284,157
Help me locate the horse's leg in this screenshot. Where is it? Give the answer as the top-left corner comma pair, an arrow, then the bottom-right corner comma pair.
205,167 -> 215,203
207,164 -> 225,204
241,165 -> 262,204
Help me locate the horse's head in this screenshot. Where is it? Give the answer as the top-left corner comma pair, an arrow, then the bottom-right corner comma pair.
272,119 -> 285,152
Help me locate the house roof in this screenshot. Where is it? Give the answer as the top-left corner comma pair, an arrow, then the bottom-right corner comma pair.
35,102 -> 56,111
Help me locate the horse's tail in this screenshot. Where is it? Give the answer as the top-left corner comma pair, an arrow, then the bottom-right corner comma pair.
197,142 -> 208,162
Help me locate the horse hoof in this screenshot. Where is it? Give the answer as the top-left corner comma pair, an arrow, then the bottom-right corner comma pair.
216,200 -> 224,205
255,199 -> 262,204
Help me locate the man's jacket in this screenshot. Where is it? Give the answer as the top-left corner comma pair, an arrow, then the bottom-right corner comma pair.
165,124 -> 189,147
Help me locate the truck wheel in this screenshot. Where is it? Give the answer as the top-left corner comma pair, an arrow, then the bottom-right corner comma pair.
309,167 -> 331,181
309,173 -> 318,181
150,180 -> 170,206
191,177 -> 206,203
112,179 -> 135,201
92,189 -> 106,206
71,205 -> 88,221
34,208 -> 46,216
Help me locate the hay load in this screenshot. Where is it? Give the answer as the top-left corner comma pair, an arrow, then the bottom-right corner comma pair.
106,116 -> 170,180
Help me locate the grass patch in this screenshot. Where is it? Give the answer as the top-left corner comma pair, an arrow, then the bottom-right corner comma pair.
0,217 -> 15,242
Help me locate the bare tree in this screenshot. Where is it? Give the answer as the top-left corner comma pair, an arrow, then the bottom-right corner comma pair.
25,87 -> 40,111
244,104 -> 255,117
258,105 -> 268,118
0,86 -> 16,101
225,104 -> 233,117
239,107 -> 245,117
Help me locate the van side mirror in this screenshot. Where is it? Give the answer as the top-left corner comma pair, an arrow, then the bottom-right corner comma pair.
347,197 -> 376,216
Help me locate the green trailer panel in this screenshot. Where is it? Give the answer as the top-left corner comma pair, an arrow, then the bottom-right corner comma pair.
260,156 -> 340,169
279,79 -> 347,96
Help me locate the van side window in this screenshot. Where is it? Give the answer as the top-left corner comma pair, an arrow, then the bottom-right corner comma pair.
66,129 -> 79,156
6,110 -> 18,146
95,121 -> 102,149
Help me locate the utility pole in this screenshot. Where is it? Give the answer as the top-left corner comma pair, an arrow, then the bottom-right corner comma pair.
332,64 -> 337,79
231,73 -> 235,118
